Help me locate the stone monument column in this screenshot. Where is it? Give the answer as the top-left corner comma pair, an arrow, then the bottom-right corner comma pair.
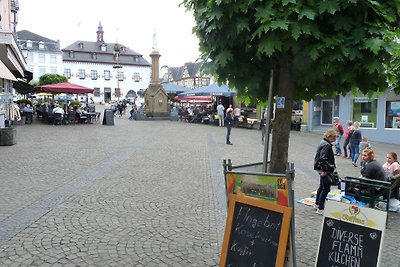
143,30 -> 169,118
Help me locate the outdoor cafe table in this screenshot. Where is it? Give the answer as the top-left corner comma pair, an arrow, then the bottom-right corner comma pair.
86,112 -> 97,123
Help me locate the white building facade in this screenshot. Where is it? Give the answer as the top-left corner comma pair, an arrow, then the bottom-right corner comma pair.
62,22 -> 151,103
17,30 -> 63,82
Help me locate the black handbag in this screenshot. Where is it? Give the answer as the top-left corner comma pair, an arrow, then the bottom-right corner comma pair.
327,171 -> 340,185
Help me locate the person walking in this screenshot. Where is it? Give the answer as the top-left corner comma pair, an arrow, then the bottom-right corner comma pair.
313,129 -> 338,215
342,120 -> 353,158
233,106 -> 241,127
332,117 -> 344,156
225,109 -> 233,145
260,111 -> 269,144
216,102 -> 225,127
349,121 -> 362,167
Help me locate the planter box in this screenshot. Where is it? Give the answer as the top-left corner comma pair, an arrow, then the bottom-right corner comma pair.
0,126 -> 17,146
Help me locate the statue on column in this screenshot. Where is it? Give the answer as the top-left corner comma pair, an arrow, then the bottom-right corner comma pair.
152,28 -> 158,52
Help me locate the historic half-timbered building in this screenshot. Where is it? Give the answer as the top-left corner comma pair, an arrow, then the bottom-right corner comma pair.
161,62 -> 212,89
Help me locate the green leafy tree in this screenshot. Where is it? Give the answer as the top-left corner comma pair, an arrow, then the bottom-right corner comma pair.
183,0 -> 400,173
38,74 -> 67,86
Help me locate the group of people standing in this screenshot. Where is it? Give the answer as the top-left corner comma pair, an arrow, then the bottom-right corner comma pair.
333,117 -> 370,168
313,118 -> 400,215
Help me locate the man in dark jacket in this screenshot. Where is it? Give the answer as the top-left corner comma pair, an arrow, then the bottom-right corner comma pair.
314,129 -> 338,215
225,109 -> 233,145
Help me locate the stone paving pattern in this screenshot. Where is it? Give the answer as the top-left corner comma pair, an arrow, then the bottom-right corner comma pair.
0,105 -> 398,266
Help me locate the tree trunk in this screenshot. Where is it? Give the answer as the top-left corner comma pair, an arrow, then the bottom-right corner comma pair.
270,67 -> 295,174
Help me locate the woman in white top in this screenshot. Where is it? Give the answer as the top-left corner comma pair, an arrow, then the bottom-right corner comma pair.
382,152 -> 400,179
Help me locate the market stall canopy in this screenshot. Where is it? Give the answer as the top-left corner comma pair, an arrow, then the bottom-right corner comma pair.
177,83 -> 235,97
174,95 -> 212,103
162,83 -> 191,94
13,80 -> 34,94
35,82 -> 94,94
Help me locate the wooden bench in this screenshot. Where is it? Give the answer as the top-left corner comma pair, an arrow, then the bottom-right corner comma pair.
344,176 -> 391,213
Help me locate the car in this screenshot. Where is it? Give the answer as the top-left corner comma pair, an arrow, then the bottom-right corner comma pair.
126,97 -> 136,104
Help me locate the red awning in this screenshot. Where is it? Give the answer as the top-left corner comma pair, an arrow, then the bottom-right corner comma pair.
174,95 -> 212,103
35,82 -> 94,94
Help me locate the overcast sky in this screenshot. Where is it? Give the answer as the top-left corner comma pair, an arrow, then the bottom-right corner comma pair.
16,0 -> 201,68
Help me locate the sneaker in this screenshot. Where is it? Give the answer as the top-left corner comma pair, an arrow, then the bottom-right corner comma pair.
352,162 -> 358,167
316,209 -> 324,215
226,142 -> 233,145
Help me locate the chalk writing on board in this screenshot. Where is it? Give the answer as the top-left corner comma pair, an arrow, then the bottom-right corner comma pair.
317,218 -> 381,267
225,203 -> 283,266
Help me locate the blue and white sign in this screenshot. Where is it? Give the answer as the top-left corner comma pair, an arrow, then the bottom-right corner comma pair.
277,97 -> 285,108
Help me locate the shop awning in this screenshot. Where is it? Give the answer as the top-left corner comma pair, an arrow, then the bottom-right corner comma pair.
177,84 -> 235,97
0,60 -> 17,81
174,95 -> 212,103
13,80 -> 35,94
162,83 -> 191,94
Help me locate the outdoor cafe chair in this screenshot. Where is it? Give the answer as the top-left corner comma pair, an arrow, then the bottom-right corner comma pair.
53,113 -> 63,126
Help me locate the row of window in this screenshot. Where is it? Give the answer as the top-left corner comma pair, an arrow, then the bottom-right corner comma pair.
26,53 -> 58,64
63,69 -> 141,82
67,51 -> 140,63
25,40 -> 45,50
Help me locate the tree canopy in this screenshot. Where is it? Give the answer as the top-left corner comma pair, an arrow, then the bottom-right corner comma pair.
184,0 -> 400,99
38,74 -> 67,86
183,0 -> 400,173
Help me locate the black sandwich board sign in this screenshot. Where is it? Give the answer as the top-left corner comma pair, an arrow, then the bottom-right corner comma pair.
315,201 -> 386,267
102,109 -> 114,125
220,194 -> 292,267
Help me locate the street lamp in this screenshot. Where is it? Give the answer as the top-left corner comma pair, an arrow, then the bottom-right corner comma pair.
113,43 -> 123,102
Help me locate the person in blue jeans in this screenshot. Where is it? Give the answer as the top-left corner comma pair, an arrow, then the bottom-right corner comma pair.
225,109 -> 233,145
313,129 -> 337,215
348,121 -> 362,167
332,117 -> 344,156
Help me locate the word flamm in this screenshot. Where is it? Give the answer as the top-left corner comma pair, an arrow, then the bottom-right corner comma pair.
329,227 -> 364,267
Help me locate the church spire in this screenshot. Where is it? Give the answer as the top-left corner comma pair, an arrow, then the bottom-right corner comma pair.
96,21 -> 104,43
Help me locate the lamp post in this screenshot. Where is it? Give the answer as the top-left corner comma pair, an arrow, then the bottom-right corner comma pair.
113,43 -> 122,102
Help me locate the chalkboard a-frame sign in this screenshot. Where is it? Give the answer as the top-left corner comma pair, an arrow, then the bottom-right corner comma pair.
315,201 -> 386,267
102,109 -> 114,125
220,195 -> 292,267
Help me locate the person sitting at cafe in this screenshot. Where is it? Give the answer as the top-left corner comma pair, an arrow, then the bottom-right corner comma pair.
22,104 -> 33,113
21,104 -> 34,124
360,147 -> 386,181
52,104 -> 65,121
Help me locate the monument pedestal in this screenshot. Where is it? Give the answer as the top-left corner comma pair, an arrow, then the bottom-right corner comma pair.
143,83 -> 169,119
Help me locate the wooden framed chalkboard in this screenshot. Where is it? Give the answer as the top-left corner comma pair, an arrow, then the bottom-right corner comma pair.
102,109 -> 114,125
220,194 -> 292,267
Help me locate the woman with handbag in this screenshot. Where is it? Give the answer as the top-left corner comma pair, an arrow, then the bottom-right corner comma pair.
313,129 -> 338,215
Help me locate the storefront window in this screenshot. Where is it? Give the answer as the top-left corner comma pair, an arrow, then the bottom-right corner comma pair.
353,97 -> 377,128
385,93 -> 400,129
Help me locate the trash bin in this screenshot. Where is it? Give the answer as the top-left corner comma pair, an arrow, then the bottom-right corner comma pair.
0,126 -> 17,146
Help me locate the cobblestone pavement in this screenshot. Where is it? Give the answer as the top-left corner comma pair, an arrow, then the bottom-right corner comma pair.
0,106 -> 398,266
